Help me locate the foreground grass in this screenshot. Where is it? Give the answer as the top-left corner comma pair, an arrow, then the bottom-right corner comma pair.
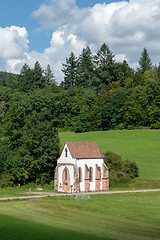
59,129 -> 160,180
0,192 -> 160,240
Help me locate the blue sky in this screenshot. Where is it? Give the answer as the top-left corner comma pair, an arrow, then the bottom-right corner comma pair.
0,0 -> 49,52
0,0 -> 159,83
0,0 -> 126,52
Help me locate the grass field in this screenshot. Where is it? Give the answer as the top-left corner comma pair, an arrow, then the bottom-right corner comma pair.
0,129 -> 160,240
0,192 -> 160,240
0,182 -> 55,198
59,129 -> 160,180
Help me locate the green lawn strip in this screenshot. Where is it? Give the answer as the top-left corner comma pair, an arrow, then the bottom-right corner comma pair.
59,129 -> 160,180
0,183 -> 56,198
0,189 -> 27,198
0,214 -> 112,240
0,192 -> 159,240
109,178 -> 160,191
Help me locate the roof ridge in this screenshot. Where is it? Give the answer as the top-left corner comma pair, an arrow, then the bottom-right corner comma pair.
66,141 -> 104,159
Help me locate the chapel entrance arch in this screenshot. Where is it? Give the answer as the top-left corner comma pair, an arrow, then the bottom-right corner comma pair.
62,167 -> 70,192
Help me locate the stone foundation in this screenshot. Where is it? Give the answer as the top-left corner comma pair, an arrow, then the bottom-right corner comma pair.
54,166 -> 58,191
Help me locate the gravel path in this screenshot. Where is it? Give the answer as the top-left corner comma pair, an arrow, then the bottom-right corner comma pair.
25,188 -> 160,196
0,195 -> 47,201
0,189 -> 160,201
1,188 -> 160,201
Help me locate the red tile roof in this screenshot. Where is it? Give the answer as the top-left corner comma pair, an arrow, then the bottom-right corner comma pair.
66,142 -> 104,159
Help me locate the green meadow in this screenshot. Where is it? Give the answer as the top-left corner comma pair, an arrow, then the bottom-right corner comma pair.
0,129 -> 160,240
59,129 -> 160,180
0,192 -> 160,240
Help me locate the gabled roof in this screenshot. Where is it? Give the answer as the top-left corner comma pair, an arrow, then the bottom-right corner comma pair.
66,142 -> 104,159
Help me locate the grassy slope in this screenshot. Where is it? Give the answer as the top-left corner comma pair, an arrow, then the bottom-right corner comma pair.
59,129 -> 160,180
0,192 -> 160,240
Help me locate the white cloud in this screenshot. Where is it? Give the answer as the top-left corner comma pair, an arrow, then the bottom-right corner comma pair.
1,0 -> 160,84
31,0 -> 160,74
0,26 -> 29,72
0,26 -> 29,60
32,0 -> 88,30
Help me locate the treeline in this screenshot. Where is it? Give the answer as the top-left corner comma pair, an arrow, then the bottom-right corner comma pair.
0,43 -> 160,186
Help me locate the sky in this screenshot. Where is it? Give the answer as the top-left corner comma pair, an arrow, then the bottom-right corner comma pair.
0,0 -> 160,83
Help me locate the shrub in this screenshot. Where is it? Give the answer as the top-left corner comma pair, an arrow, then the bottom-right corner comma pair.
128,161 -> 139,178
0,173 -> 14,188
104,151 -> 139,180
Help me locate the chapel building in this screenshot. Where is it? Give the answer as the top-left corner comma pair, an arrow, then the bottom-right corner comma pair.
54,142 -> 109,192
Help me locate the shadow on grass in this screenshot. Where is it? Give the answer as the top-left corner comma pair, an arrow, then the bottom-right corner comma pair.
0,214 -> 114,240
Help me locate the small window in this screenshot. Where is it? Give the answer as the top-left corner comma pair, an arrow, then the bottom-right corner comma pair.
65,148 -> 68,157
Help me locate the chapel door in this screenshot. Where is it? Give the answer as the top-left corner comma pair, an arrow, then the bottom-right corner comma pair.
65,184 -> 68,192
62,167 -> 70,192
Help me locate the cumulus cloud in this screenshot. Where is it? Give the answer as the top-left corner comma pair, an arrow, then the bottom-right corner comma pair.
31,0 -> 160,75
32,0 -> 88,30
0,26 -> 29,72
1,0 -> 160,83
0,26 -> 28,59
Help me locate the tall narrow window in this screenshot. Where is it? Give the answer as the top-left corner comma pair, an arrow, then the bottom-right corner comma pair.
99,168 -> 101,181
79,167 -> 82,182
89,167 -> 93,182
65,148 -> 68,157
65,169 -> 67,180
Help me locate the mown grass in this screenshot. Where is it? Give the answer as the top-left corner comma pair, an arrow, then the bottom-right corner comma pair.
0,192 -> 160,240
0,182 -> 56,198
59,129 -> 160,180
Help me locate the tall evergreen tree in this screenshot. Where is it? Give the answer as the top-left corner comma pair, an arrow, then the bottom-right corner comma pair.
33,61 -> 45,89
62,52 -> 78,88
77,46 -> 94,87
18,63 -> 33,92
94,43 -> 115,70
138,48 -> 152,73
94,43 -> 115,85
44,64 -> 57,85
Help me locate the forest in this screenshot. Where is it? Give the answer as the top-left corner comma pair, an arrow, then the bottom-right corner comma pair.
0,43 -> 160,186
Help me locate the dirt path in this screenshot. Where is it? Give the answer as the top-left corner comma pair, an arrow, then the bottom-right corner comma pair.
0,195 -> 47,201
0,189 -> 160,201
24,188 -> 160,196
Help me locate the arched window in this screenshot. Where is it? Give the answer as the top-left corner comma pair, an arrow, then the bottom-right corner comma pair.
65,169 -> 68,180
79,167 -> 82,182
89,167 -> 93,182
65,148 -> 68,157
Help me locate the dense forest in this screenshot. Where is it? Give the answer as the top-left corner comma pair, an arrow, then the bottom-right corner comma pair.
0,43 -> 160,186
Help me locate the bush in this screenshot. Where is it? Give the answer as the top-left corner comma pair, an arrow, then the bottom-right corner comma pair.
104,151 -> 139,180
128,161 -> 139,178
0,173 -> 14,188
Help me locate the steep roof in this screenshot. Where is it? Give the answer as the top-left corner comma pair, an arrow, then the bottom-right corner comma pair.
66,142 -> 104,159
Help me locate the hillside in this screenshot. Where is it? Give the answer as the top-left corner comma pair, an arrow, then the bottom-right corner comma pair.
59,129 -> 160,180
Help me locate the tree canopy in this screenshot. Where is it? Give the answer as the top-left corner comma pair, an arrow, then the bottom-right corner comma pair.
0,44 -> 159,186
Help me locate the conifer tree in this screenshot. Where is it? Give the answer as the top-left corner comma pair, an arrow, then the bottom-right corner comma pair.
44,64 -> 57,85
94,43 -> 115,70
33,61 -> 45,89
62,52 -> 78,88
77,46 -> 94,87
18,63 -> 33,91
94,43 -> 115,85
138,48 -> 152,73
